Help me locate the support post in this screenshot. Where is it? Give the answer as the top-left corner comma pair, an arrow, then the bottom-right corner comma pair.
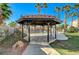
55,24 -> 56,39
22,24 -> 23,39
28,25 -> 30,42
47,23 -> 49,42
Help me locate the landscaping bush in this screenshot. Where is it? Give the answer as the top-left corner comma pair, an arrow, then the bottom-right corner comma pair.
0,29 -> 7,41
66,26 -> 78,33
0,29 -> 27,48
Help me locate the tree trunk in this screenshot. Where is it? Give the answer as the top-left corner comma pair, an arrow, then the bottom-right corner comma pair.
78,16 -> 79,29
38,7 -> 41,15
58,12 -> 60,19
71,17 -> 73,27
44,8 -> 47,15
64,12 -> 67,31
0,15 -> 3,25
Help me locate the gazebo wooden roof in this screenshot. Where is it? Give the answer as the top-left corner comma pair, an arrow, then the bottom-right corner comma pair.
17,15 -> 61,25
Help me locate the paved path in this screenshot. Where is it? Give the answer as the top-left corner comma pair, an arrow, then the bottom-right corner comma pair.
22,42 -> 60,55
22,42 -> 48,55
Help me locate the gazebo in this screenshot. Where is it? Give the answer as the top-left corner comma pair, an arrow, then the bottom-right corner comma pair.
17,15 -> 61,43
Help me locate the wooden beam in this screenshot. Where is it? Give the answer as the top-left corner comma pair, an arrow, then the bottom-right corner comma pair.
55,24 -> 56,39
22,24 -> 24,39
28,25 -> 30,42
47,23 -> 49,42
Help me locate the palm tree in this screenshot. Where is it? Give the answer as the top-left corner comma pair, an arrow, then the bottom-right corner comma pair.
0,3 -> 12,25
43,3 -> 48,15
69,12 -> 77,26
35,3 -> 42,30
35,3 -> 42,15
74,4 -> 79,29
54,7 -> 61,18
42,3 -> 48,31
62,4 -> 71,31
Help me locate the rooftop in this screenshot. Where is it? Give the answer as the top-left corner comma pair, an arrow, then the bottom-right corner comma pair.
17,15 -> 61,25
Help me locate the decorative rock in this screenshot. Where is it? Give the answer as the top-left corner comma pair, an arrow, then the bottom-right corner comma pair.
12,41 -> 25,51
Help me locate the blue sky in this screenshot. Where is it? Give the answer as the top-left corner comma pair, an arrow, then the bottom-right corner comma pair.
6,3 -> 77,25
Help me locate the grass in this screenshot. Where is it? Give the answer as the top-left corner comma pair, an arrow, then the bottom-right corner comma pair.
50,32 -> 79,55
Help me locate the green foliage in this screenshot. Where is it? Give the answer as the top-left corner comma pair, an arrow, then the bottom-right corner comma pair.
59,24 -> 68,29
35,3 -> 42,8
35,3 -> 48,14
8,22 -> 16,27
69,12 -> 77,17
62,4 -> 71,12
35,3 -> 42,14
0,29 -> 27,48
55,7 -> 61,12
54,7 -> 61,18
60,24 -> 64,29
74,4 -> 79,9
0,3 -> 12,19
66,26 -> 78,33
43,3 -> 48,8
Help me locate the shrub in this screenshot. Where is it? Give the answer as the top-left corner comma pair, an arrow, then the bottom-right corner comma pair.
0,29 -> 27,48
66,26 -> 78,33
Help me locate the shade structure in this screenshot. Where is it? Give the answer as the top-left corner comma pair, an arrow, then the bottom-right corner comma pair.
17,15 -> 61,25
17,15 -> 61,43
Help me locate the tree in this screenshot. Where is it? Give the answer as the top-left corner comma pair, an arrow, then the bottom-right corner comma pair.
43,3 -> 48,15
54,7 -> 61,18
0,3 -> 12,25
60,24 -> 64,29
74,4 -> 79,29
62,4 -> 71,31
69,12 -> 77,26
35,3 -> 42,15
8,22 -> 16,27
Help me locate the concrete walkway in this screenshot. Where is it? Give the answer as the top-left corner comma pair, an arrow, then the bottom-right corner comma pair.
22,42 -> 60,55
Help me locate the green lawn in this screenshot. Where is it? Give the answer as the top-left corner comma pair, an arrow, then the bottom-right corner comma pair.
50,32 -> 79,55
